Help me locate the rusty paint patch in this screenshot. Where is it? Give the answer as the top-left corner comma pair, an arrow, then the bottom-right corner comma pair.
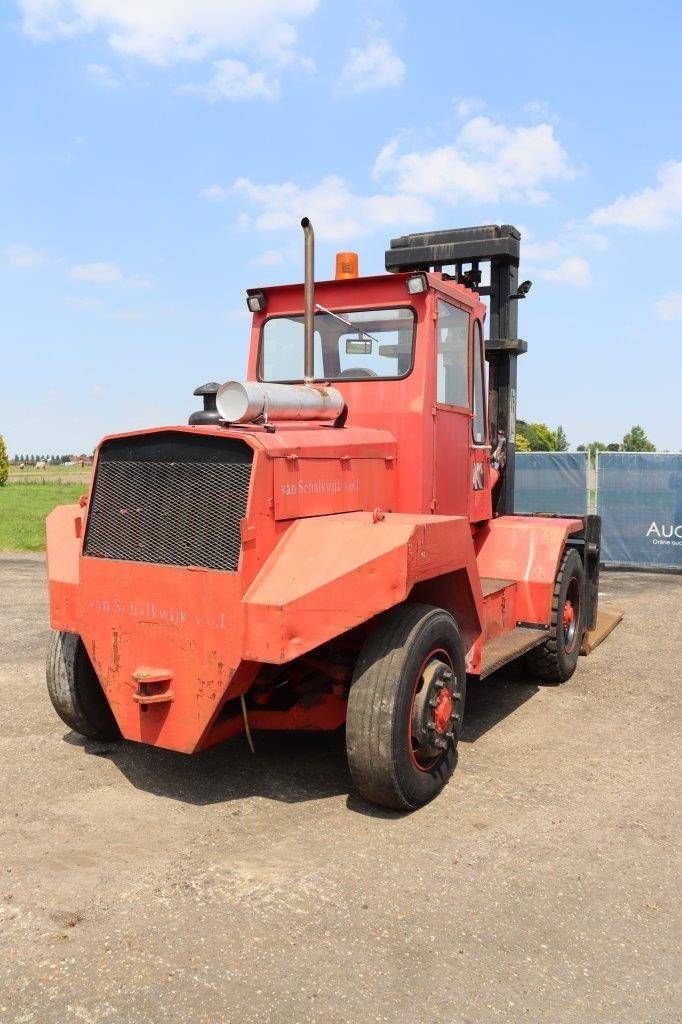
111,630 -> 120,675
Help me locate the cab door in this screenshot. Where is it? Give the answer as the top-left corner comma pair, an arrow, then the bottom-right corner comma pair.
469,319 -> 492,523
432,297 -> 471,516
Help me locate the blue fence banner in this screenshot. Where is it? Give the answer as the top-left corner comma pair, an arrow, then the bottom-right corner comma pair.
597,452 -> 682,569
514,452 -> 588,517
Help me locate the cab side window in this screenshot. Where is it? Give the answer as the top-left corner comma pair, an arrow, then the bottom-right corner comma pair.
436,300 -> 469,407
472,320 -> 486,444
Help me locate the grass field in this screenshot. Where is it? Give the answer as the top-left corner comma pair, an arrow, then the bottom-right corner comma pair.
0,484 -> 85,551
8,464 -> 91,486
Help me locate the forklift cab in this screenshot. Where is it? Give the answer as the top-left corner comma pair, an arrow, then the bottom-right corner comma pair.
386,224 -> 528,519
242,224 -> 525,526
246,272 -> 490,524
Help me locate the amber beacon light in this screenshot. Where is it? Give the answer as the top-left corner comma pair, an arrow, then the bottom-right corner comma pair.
335,251 -> 359,279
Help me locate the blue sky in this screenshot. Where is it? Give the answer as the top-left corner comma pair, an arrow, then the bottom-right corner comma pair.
1,0 -> 681,455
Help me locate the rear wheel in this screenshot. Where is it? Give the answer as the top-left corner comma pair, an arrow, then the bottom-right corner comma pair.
526,548 -> 584,683
346,604 -> 466,811
46,630 -> 121,740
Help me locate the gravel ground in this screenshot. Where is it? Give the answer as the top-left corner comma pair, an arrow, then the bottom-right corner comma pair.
1,554 -> 680,1024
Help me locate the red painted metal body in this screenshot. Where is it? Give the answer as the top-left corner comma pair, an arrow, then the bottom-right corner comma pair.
46,269 -> 582,754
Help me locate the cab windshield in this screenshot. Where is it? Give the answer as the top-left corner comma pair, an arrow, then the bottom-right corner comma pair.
259,306 -> 416,382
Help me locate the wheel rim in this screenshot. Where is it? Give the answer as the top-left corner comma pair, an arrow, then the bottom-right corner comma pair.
562,577 -> 581,652
408,648 -> 462,772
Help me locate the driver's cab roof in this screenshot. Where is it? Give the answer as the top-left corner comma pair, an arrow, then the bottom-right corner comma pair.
247,271 -> 484,316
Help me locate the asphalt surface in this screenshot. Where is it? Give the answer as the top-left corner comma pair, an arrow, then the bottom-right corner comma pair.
1,554 -> 680,1024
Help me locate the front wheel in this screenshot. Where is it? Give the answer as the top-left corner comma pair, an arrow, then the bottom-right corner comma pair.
346,604 -> 466,811
526,548 -> 585,683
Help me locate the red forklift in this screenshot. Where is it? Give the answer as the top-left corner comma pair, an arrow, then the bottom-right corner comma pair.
46,221 -> 601,810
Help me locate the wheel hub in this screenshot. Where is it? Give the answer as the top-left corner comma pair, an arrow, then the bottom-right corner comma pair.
411,656 -> 462,764
562,592 -> 578,651
432,686 -> 453,734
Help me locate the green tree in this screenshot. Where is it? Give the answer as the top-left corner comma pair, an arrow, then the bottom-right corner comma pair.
606,442 -> 620,451
577,441 -> 607,459
515,431 -> 531,452
554,425 -> 569,451
517,421 -> 559,451
621,425 -> 656,452
0,435 -> 8,487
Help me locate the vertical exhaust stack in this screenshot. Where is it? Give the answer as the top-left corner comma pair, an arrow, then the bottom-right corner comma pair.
301,217 -> 315,382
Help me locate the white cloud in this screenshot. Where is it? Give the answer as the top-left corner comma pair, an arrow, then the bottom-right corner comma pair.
181,58 -> 279,101
252,249 -> 284,267
374,116 -> 577,205
580,231 -> 609,251
199,184 -> 227,202
338,38 -> 405,94
654,292 -> 682,321
109,307 -> 146,322
4,244 -> 45,268
522,99 -> 552,119
91,385 -> 105,397
64,295 -> 102,310
126,274 -> 152,289
538,257 -> 591,287
372,137 -> 401,180
70,261 -> 122,284
590,161 -> 682,230
455,96 -> 485,119
523,238 -> 564,263
233,173 -> 432,242
19,0 -> 319,66
69,261 -> 151,287
523,227 -> 607,266
521,226 -> 606,286
520,225 -> 606,262
85,62 -> 120,88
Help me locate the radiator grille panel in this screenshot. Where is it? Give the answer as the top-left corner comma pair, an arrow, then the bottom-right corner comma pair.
84,433 -> 253,572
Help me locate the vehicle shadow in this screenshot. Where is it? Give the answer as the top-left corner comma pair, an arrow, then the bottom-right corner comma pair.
65,727 -> 352,807
63,663 -> 540,809
461,664 -> 540,744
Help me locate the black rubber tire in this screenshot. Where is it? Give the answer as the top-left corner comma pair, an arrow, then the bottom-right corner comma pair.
46,630 -> 121,741
525,549 -> 585,683
346,603 -> 466,811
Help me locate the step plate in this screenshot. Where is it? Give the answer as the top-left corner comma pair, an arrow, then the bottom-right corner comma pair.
479,626 -> 549,678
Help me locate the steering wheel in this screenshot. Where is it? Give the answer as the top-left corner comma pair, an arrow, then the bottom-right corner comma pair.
338,367 -> 379,378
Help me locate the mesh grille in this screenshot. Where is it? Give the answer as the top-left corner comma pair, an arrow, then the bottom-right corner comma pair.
84,433 -> 253,572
